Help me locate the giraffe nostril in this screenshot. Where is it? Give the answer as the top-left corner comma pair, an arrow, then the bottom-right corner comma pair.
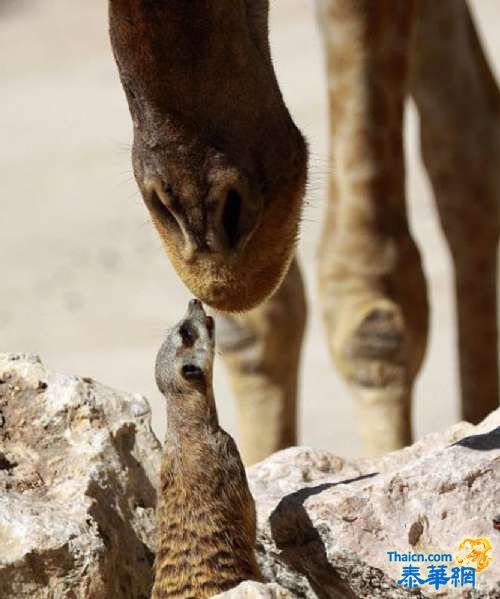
149,188 -> 179,233
222,189 -> 243,249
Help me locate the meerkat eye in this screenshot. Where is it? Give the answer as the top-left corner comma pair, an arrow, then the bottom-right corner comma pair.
179,322 -> 196,347
181,364 -> 204,381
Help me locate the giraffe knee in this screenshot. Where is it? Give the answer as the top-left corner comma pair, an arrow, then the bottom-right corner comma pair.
334,300 -> 409,391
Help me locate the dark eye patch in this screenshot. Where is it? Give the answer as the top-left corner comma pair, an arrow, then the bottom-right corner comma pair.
181,364 -> 204,380
179,321 -> 197,347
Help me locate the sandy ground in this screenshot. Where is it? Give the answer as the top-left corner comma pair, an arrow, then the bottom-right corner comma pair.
1,1 -> 499,458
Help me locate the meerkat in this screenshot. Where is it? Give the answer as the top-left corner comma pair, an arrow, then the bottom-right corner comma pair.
152,299 -> 263,599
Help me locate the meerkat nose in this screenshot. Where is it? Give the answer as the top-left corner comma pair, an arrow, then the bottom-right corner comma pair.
189,298 -> 203,311
187,298 -> 204,318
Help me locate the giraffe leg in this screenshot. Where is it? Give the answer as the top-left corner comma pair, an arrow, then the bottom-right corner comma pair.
411,0 -> 500,424
315,0 -> 429,456
215,259 -> 306,465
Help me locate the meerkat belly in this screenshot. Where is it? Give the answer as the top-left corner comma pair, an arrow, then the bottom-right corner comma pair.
153,472 -> 259,598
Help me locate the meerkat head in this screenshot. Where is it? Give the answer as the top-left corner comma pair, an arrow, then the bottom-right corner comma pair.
156,299 -> 216,417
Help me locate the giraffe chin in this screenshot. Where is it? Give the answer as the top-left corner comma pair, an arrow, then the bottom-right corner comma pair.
166,246 -> 294,313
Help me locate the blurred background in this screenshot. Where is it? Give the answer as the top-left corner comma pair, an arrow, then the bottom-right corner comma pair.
1,1 -> 499,457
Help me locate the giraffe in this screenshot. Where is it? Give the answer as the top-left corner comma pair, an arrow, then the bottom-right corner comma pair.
108,0 -> 500,464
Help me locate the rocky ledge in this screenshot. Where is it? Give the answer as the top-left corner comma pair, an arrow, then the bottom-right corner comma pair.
1,354 -> 499,598
0,353 -> 160,598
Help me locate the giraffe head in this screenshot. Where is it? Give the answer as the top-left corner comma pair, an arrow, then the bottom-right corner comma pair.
109,0 -> 307,312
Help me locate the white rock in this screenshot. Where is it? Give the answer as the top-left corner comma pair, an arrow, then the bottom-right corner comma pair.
215,581 -> 295,598
0,353 -> 162,598
2,353 -> 499,599
248,410 -> 500,598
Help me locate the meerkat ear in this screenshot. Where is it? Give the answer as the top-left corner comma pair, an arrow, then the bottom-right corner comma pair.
181,364 -> 204,381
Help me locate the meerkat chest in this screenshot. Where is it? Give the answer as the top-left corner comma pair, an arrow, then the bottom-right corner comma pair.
159,456 -> 230,520
155,456 -> 252,588
158,437 -> 251,539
